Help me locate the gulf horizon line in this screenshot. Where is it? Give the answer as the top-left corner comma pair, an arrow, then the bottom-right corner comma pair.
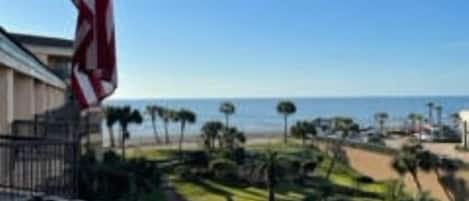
107,94 -> 469,101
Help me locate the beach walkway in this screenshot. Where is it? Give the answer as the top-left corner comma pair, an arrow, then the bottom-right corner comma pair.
385,137 -> 469,163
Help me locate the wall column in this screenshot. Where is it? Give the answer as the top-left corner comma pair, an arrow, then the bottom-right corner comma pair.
34,81 -> 47,114
13,73 -> 35,120
0,67 -> 14,133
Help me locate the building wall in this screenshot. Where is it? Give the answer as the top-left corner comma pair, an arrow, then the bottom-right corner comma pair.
0,65 -> 14,133
13,73 -> 35,120
0,65 -> 66,133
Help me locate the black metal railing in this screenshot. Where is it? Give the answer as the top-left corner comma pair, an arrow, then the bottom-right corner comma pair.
0,136 -> 79,200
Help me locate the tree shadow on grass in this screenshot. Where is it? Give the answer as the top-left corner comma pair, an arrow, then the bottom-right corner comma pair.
440,174 -> 468,201
293,176 -> 385,200
187,176 -> 383,201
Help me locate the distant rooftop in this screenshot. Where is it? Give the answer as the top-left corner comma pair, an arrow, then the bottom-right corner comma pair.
9,32 -> 73,48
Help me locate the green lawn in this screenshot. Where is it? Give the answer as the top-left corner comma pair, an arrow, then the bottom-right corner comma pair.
127,147 -> 179,161
138,141 -> 394,201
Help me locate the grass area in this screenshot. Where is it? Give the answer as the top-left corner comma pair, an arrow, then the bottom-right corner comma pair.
127,147 -> 179,161
137,140 -> 394,201
170,176 -> 306,201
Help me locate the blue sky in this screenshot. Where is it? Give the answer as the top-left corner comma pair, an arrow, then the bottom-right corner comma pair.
1,0 -> 469,98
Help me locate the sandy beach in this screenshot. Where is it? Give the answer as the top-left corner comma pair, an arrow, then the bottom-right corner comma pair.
117,131 -> 284,151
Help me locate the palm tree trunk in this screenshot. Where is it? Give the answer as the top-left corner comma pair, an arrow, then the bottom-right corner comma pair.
225,114 -> 229,128
108,126 -> 115,148
410,171 -> 422,193
164,121 -> 170,144
379,121 -> 384,135
268,186 -> 275,201
152,119 -> 160,144
178,122 -> 185,159
121,129 -> 126,159
211,136 -> 216,151
419,121 -> 423,144
437,111 -> 442,126
429,107 -> 433,125
283,115 -> 288,144
267,173 -> 275,201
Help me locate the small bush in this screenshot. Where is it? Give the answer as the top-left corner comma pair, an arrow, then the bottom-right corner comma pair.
209,158 -> 238,180
174,166 -> 195,180
79,151 -> 162,201
184,150 -> 209,167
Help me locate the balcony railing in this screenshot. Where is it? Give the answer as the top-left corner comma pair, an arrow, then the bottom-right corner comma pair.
0,136 -> 79,200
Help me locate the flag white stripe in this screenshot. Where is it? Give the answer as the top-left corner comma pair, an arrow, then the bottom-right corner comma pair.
74,66 -> 98,105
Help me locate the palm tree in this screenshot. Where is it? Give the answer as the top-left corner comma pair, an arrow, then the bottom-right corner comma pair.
221,126 -> 246,151
391,143 -> 424,192
435,105 -> 443,126
418,150 -> 456,201
115,106 -> 143,159
290,121 -> 317,146
175,109 -> 196,157
252,150 -> 284,201
104,106 -> 118,148
426,102 -> 435,125
326,117 -> 359,179
201,121 -> 223,152
276,101 -> 297,144
374,112 -> 389,135
219,102 -> 235,127
158,108 -> 175,144
146,105 -> 162,144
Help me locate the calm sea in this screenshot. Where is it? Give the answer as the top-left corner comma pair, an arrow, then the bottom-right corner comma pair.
104,97 -> 469,138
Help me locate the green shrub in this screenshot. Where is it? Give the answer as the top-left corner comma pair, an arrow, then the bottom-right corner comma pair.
209,158 -> 238,180
184,150 -> 209,167
78,150 -> 162,201
174,166 -> 198,181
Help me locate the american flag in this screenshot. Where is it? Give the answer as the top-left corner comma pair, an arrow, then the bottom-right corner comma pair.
71,0 -> 117,109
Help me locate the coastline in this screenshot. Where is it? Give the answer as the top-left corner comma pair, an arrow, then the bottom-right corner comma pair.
119,131 -> 283,149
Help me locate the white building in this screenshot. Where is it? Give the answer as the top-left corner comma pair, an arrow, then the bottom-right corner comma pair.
0,27 -> 70,134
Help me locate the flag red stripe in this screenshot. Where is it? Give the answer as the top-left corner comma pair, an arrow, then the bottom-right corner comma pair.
71,0 -> 117,109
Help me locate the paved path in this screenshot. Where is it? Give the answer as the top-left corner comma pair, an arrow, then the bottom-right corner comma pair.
385,137 -> 469,163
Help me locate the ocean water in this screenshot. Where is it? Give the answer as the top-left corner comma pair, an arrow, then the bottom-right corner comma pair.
104,97 -> 469,138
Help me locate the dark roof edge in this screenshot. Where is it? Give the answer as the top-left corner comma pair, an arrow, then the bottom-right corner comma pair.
0,26 -> 68,85
9,32 -> 73,48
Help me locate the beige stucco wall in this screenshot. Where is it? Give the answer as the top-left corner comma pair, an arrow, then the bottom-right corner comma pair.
0,66 -> 14,133
34,81 -> 46,114
13,73 -> 35,120
0,65 -> 66,133
317,142 -> 469,201
47,86 -> 65,109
